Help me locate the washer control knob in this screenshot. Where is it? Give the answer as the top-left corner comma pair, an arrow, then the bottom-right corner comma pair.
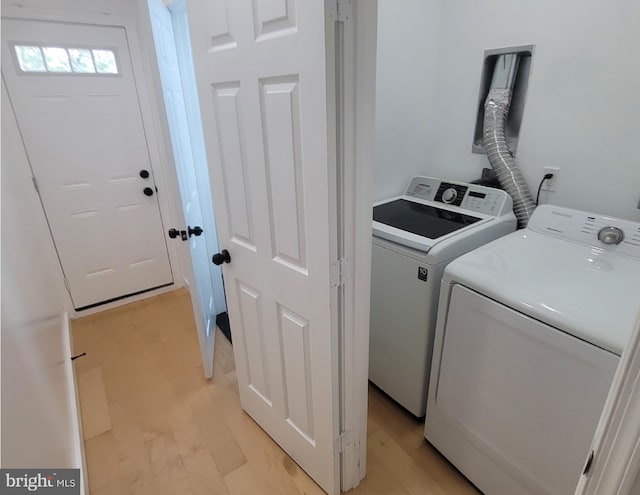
598,226 -> 625,245
442,188 -> 458,204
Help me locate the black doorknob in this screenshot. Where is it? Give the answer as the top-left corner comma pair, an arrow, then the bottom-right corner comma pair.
139,169 -> 150,179
143,187 -> 154,196
188,225 -> 203,237
212,249 -> 231,265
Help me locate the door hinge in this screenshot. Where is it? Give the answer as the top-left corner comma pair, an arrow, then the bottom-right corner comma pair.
330,257 -> 352,288
63,277 -> 71,293
336,0 -> 352,22
31,175 -> 39,193
334,430 -> 353,455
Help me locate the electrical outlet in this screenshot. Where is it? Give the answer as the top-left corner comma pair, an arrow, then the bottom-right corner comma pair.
541,166 -> 559,192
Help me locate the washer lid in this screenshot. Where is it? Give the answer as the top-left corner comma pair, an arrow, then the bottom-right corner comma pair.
371,177 -> 516,254
373,199 -> 481,239
445,231 -> 640,355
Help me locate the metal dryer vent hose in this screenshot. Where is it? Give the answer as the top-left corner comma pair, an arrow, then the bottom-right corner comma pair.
483,54 -> 536,228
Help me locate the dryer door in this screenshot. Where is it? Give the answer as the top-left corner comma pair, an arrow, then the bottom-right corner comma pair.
435,284 -> 618,495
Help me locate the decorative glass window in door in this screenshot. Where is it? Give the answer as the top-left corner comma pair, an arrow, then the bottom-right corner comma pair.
14,45 -> 119,75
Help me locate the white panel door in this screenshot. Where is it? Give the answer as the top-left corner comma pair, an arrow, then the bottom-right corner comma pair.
1,19 -> 173,310
149,0 -> 223,378
186,1 -> 339,493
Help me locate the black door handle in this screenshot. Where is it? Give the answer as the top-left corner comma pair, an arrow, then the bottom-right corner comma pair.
139,169 -> 150,179
212,249 -> 231,265
143,187 -> 154,196
188,226 -> 203,237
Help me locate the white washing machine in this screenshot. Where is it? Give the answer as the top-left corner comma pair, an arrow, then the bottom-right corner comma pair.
425,205 -> 640,495
369,176 -> 516,416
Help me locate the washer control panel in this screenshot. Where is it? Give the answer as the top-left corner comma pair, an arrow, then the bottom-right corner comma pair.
529,205 -> 640,259
460,189 -> 505,216
405,176 -> 511,217
434,182 -> 467,206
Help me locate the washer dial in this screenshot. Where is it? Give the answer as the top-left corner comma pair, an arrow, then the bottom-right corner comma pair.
442,188 -> 458,204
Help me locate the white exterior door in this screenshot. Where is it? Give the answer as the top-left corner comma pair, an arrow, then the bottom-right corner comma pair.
1,19 -> 173,310
186,1 -> 339,493
148,0 -> 226,378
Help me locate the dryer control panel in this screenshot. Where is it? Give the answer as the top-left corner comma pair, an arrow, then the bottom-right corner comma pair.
405,176 -> 511,217
529,205 -> 640,259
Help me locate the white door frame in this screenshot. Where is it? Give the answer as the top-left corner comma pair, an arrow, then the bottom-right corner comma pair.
326,0 -> 378,489
575,312 -> 640,495
1,0 -> 188,317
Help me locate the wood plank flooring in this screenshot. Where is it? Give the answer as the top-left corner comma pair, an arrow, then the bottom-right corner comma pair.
72,289 -> 479,494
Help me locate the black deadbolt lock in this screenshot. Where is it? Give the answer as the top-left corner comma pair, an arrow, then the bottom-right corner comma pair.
139,169 -> 150,179
212,249 -> 231,265
168,228 -> 188,241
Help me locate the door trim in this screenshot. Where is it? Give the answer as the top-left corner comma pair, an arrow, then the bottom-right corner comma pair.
1,0 -> 188,317
575,311 -> 640,495
328,1 -> 378,490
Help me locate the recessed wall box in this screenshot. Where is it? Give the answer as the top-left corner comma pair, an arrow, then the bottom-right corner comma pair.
472,45 -> 535,156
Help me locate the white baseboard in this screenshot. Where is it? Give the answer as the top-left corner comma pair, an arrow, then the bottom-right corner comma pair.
62,312 -> 89,495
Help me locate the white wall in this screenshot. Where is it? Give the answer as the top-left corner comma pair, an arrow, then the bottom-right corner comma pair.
375,0 -> 640,221
374,0 -> 440,202
1,82 -> 81,469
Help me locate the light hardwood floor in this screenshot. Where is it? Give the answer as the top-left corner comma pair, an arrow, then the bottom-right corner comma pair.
72,289 -> 479,495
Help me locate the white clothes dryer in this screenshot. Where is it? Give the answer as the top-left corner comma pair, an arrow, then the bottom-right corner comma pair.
425,205 -> 640,494
369,176 -> 516,416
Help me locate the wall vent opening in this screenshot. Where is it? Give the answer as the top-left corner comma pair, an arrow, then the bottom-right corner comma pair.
472,45 -> 534,156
